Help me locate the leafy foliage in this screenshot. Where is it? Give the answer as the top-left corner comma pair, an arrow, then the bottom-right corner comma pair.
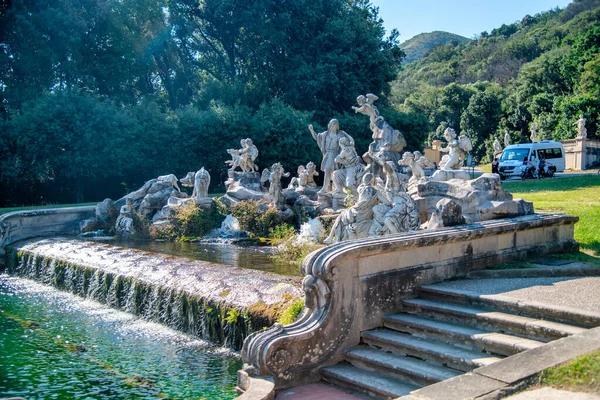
229,200 -> 280,238
155,201 -> 226,241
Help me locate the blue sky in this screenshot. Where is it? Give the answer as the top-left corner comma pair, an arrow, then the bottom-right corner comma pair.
370,0 -> 574,43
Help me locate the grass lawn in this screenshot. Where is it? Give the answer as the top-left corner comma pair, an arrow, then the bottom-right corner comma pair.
503,175 -> 600,264
539,350 -> 600,394
0,202 -> 96,216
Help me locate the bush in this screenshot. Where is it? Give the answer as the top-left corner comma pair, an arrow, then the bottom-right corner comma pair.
230,200 -> 280,238
269,224 -> 296,241
154,201 -> 226,240
272,235 -> 323,266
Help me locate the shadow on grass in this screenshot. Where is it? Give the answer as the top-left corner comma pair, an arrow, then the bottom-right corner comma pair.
550,244 -> 600,267
503,175 -> 600,193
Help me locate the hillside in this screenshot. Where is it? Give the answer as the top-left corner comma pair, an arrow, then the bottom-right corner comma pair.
392,0 -> 600,164
400,31 -> 470,63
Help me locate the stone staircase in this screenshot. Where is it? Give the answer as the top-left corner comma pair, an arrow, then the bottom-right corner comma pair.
320,283 -> 596,399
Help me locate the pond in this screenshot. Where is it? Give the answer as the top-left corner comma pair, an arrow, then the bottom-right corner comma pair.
0,275 -> 242,400
105,239 -> 302,277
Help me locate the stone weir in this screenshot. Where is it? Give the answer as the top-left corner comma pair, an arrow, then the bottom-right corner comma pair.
3,238 -> 303,350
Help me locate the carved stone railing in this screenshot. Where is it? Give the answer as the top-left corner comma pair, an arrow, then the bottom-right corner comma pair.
240,213 -> 578,390
0,206 -> 95,261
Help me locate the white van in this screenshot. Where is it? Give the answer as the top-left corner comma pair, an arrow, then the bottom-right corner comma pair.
498,141 -> 565,179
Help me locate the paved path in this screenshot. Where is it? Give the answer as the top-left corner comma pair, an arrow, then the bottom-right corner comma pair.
432,276 -> 600,313
506,387 -> 600,399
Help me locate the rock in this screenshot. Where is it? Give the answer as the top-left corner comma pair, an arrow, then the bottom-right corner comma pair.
431,169 -> 471,182
95,198 -> 118,227
426,198 -> 465,229
219,194 -> 239,208
226,185 -> 265,202
152,205 -> 172,223
79,218 -> 99,233
413,174 -> 535,223
195,197 -> 214,209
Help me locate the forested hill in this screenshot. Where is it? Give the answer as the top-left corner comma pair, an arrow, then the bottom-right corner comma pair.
400,31 -> 470,64
392,0 -> 600,163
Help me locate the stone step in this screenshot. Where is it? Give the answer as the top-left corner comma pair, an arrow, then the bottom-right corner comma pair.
383,313 -> 544,356
361,329 -> 502,372
344,346 -> 462,387
400,298 -> 586,342
321,363 -> 418,400
418,285 -> 600,329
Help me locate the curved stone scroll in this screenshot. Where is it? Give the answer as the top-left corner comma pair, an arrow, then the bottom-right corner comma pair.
241,240 -> 361,388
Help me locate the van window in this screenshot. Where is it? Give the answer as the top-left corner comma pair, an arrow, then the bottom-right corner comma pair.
500,148 -> 530,161
538,148 -> 562,159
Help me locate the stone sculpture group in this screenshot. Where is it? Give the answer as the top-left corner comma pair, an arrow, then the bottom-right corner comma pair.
82,93 -> 536,242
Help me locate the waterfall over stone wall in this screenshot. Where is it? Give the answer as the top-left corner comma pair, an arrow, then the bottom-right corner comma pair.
4,238 -> 303,350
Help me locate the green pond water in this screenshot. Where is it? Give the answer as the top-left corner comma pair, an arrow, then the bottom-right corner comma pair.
107,240 -> 302,276
0,275 -> 242,399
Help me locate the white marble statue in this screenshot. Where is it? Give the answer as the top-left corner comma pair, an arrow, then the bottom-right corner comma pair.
324,156 -> 419,243
157,174 -> 181,192
305,161 -> 319,188
181,167 -> 211,200
288,165 -> 308,190
287,162 -> 320,191
400,151 -> 425,183
414,151 -> 436,169
530,124 -> 538,143
308,119 -> 354,193
493,138 -> 503,154
324,184 -> 379,243
332,136 -> 363,195
352,93 -> 381,129
504,129 -> 511,147
262,163 -> 290,210
226,138 -> 259,173
439,128 -> 472,171
575,114 -> 587,139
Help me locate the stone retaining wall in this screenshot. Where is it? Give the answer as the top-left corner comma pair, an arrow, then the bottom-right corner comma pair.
0,206 -> 95,261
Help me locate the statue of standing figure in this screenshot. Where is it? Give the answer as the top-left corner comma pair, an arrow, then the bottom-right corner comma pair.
308,119 -> 354,193
493,138 -> 503,154
575,114 -> 587,139
504,129 -> 511,147
530,124 -> 538,143
261,163 -> 290,210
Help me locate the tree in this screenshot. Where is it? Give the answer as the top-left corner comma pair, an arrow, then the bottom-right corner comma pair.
460,90 -> 503,161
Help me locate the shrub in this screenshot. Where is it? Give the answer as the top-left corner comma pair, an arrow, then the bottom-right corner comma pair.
230,200 -> 280,238
269,224 -> 296,241
272,235 -> 323,266
154,201 -> 225,240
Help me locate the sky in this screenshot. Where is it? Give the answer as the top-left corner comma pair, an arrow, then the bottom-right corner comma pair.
370,0 -> 574,43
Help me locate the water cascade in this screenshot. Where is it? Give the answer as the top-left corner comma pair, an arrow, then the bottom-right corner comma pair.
4,238 -> 303,350
297,218 -> 325,244
203,215 -> 247,241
